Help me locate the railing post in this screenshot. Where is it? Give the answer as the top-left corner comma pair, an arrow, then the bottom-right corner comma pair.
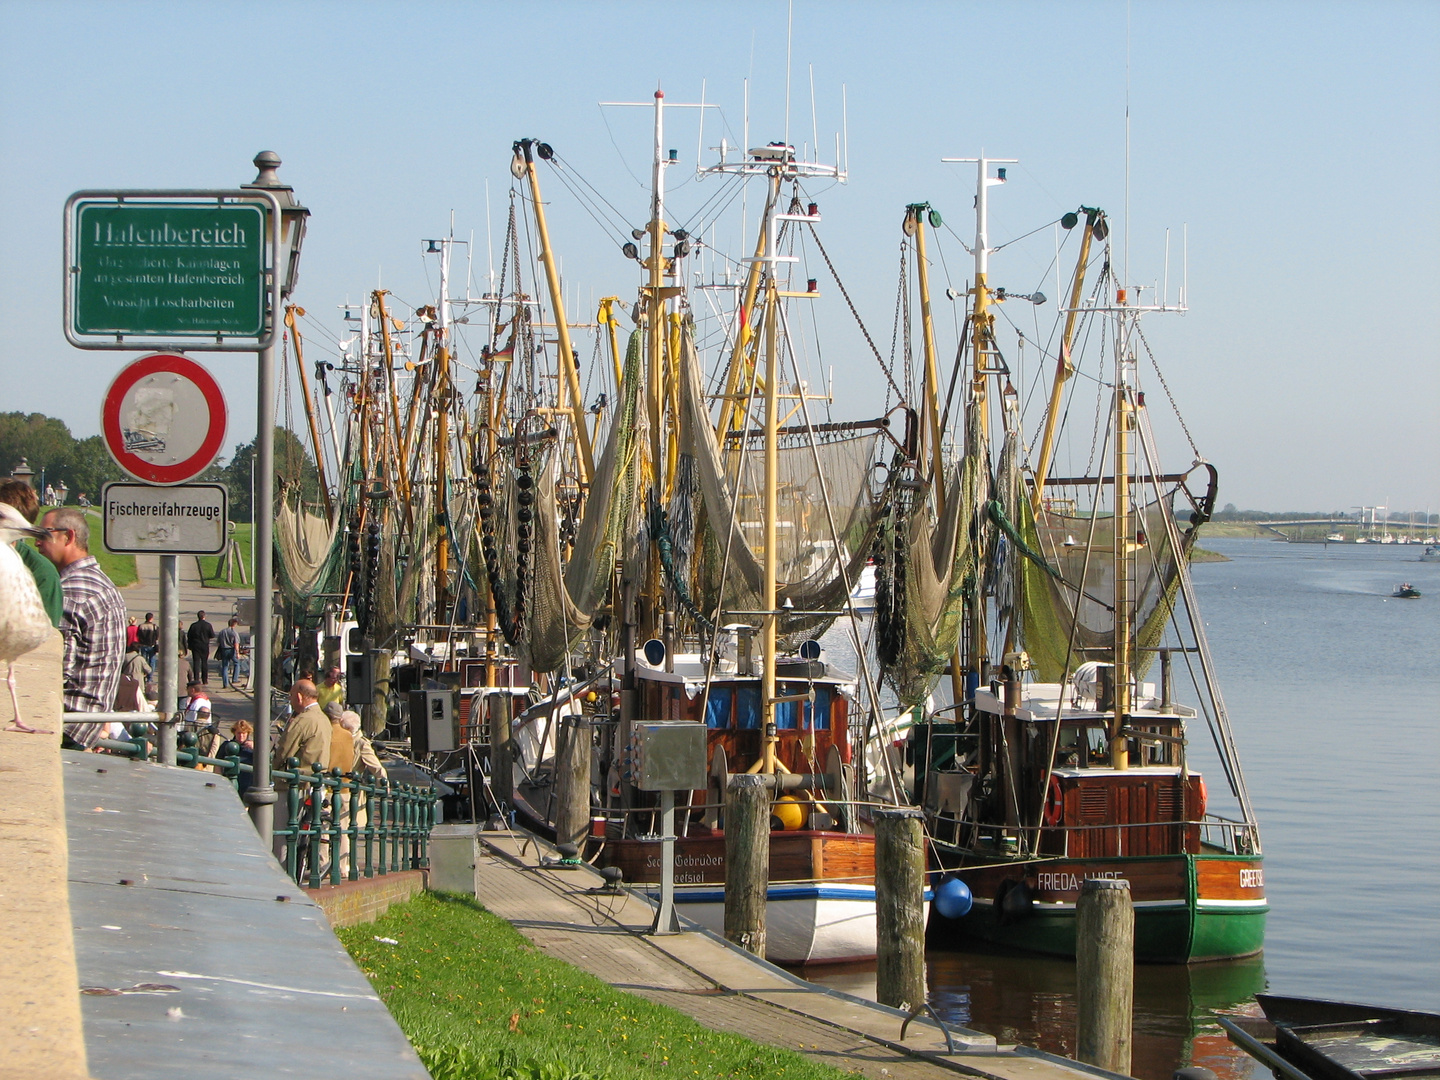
328,769 -> 344,886
347,773 -> 362,882
392,784 -> 405,870
284,760 -> 302,882
419,795 -> 433,870
128,724 -> 150,763
363,776 -> 376,879
377,781 -> 390,877
307,764 -> 325,890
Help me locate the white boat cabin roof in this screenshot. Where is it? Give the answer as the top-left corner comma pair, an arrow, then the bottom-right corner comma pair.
633,650 -> 857,699
971,681 -> 1197,723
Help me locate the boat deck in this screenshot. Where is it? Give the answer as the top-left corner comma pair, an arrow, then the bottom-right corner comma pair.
471,828 -> 1127,1080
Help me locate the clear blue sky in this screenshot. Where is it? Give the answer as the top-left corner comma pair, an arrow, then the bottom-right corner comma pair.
2,0 -> 1436,513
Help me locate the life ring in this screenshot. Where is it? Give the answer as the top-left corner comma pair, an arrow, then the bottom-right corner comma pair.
1196,776 -> 1207,819
1044,775 -> 1065,828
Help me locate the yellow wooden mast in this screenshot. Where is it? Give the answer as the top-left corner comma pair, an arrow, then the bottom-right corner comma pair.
515,138 -> 595,487
1030,210 -> 1104,514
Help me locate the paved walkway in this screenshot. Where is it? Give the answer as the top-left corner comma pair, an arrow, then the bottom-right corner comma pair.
121,553 -> 260,728
471,832 -> 1121,1080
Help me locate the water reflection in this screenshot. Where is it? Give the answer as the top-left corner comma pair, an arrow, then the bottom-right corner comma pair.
805,948 -> 1267,1080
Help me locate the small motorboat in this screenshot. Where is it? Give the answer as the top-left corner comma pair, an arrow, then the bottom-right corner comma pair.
1219,993 -> 1440,1080
1393,584 -> 1421,599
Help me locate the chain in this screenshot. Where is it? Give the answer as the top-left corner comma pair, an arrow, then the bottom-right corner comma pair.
806,226 -> 904,406
1135,323 -> 1200,458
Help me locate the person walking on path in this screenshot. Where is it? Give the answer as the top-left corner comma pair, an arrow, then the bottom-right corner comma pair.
271,679 -> 330,859
0,480 -> 62,628
125,615 -> 139,648
215,617 -> 241,689
187,610 -> 215,686
135,611 -> 159,665
37,506 -> 126,748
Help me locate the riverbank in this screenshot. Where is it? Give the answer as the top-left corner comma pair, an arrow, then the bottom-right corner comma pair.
1190,547 -> 1230,563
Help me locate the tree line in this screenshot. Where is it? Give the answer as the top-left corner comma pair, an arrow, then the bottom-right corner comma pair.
0,411 -> 322,523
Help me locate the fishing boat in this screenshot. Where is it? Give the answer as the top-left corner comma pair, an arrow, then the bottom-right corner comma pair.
1393,584 -> 1421,599
1220,994 -> 1440,1080
488,97 -> 910,964
899,159 -> 1265,962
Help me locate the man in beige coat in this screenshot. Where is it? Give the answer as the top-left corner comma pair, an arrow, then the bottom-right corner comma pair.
272,679 -> 330,860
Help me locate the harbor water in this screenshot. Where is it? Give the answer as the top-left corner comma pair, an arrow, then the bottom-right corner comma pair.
810,538 -> 1440,1079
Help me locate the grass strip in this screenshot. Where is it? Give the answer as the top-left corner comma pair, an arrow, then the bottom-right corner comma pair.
88,509 -> 138,586
197,522 -> 252,586
338,892 -> 857,1080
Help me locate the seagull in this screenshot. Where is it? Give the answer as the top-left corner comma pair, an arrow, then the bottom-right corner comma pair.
0,502 -> 56,734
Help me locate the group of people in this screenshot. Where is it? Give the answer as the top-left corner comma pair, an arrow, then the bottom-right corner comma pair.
271,677 -> 387,874
4,474 -> 395,879
0,478 -> 258,748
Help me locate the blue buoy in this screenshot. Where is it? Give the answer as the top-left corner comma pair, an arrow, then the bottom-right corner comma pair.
934,877 -> 973,919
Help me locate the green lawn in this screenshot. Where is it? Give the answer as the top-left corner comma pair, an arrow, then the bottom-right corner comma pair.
338,892 -> 857,1080
198,522 -> 252,587
87,508 -> 138,586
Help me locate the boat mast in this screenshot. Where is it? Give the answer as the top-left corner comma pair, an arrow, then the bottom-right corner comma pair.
761,241 -> 781,774
1030,210 -> 1104,514
433,242 -> 453,628
942,155 -> 1014,684
1111,292 -> 1133,770
515,139 -> 595,486
646,90 -> 670,495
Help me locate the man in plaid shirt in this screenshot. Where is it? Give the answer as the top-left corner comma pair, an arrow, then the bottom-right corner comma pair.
37,507 -> 126,748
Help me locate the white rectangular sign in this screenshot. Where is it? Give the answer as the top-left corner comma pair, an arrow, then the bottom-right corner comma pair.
102,481 -> 229,555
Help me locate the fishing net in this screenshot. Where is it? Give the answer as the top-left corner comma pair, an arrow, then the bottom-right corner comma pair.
874,404 -> 992,707
1011,487 -> 1195,683
676,330 -> 886,645
519,330 -> 646,673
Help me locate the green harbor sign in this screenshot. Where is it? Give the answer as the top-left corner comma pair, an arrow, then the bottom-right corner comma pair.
70,201 -> 267,339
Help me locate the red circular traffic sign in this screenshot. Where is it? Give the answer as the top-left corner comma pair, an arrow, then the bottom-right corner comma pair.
101,353 -> 228,485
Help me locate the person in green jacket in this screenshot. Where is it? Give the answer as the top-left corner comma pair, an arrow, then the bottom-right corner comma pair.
0,479 -> 62,627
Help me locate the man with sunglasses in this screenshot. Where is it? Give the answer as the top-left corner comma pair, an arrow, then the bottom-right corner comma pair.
36,507 -> 125,748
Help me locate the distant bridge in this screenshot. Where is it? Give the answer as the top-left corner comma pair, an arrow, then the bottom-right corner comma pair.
1248,519 -> 1433,536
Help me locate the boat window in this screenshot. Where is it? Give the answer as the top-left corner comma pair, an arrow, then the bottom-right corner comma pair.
735,687 -> 762,730
775,698 -> 799,729
804,686 -> 832,730
704,687 -> 733,729
1086,725 -> 1109,765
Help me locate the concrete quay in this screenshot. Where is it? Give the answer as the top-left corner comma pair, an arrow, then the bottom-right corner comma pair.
466,829 -> 1126,1080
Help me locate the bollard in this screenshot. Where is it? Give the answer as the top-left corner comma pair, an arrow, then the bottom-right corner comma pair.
554,715 -> 592,850
723,774 -> 769,957
874,808 -> 927,1010
1076,877 -> 1134,1074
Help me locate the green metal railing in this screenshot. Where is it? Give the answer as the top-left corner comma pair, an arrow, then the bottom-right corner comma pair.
95,725 -> 437,886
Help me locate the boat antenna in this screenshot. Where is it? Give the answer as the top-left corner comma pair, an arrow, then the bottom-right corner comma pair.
784,0 -> 793,153
1124,0 -> 1131,291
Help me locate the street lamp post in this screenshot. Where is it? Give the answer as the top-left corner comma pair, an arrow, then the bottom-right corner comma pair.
240,151 -> 309,846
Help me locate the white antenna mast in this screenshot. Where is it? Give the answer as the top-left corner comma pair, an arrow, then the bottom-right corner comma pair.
784,0 -> 794,151
696,78 -> 707,172
809,64 -> 818,159
485,179 -> 495,296
1124,0 -> 1131,291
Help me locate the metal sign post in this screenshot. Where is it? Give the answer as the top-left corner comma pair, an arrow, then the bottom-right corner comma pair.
64,163 -> 304,830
